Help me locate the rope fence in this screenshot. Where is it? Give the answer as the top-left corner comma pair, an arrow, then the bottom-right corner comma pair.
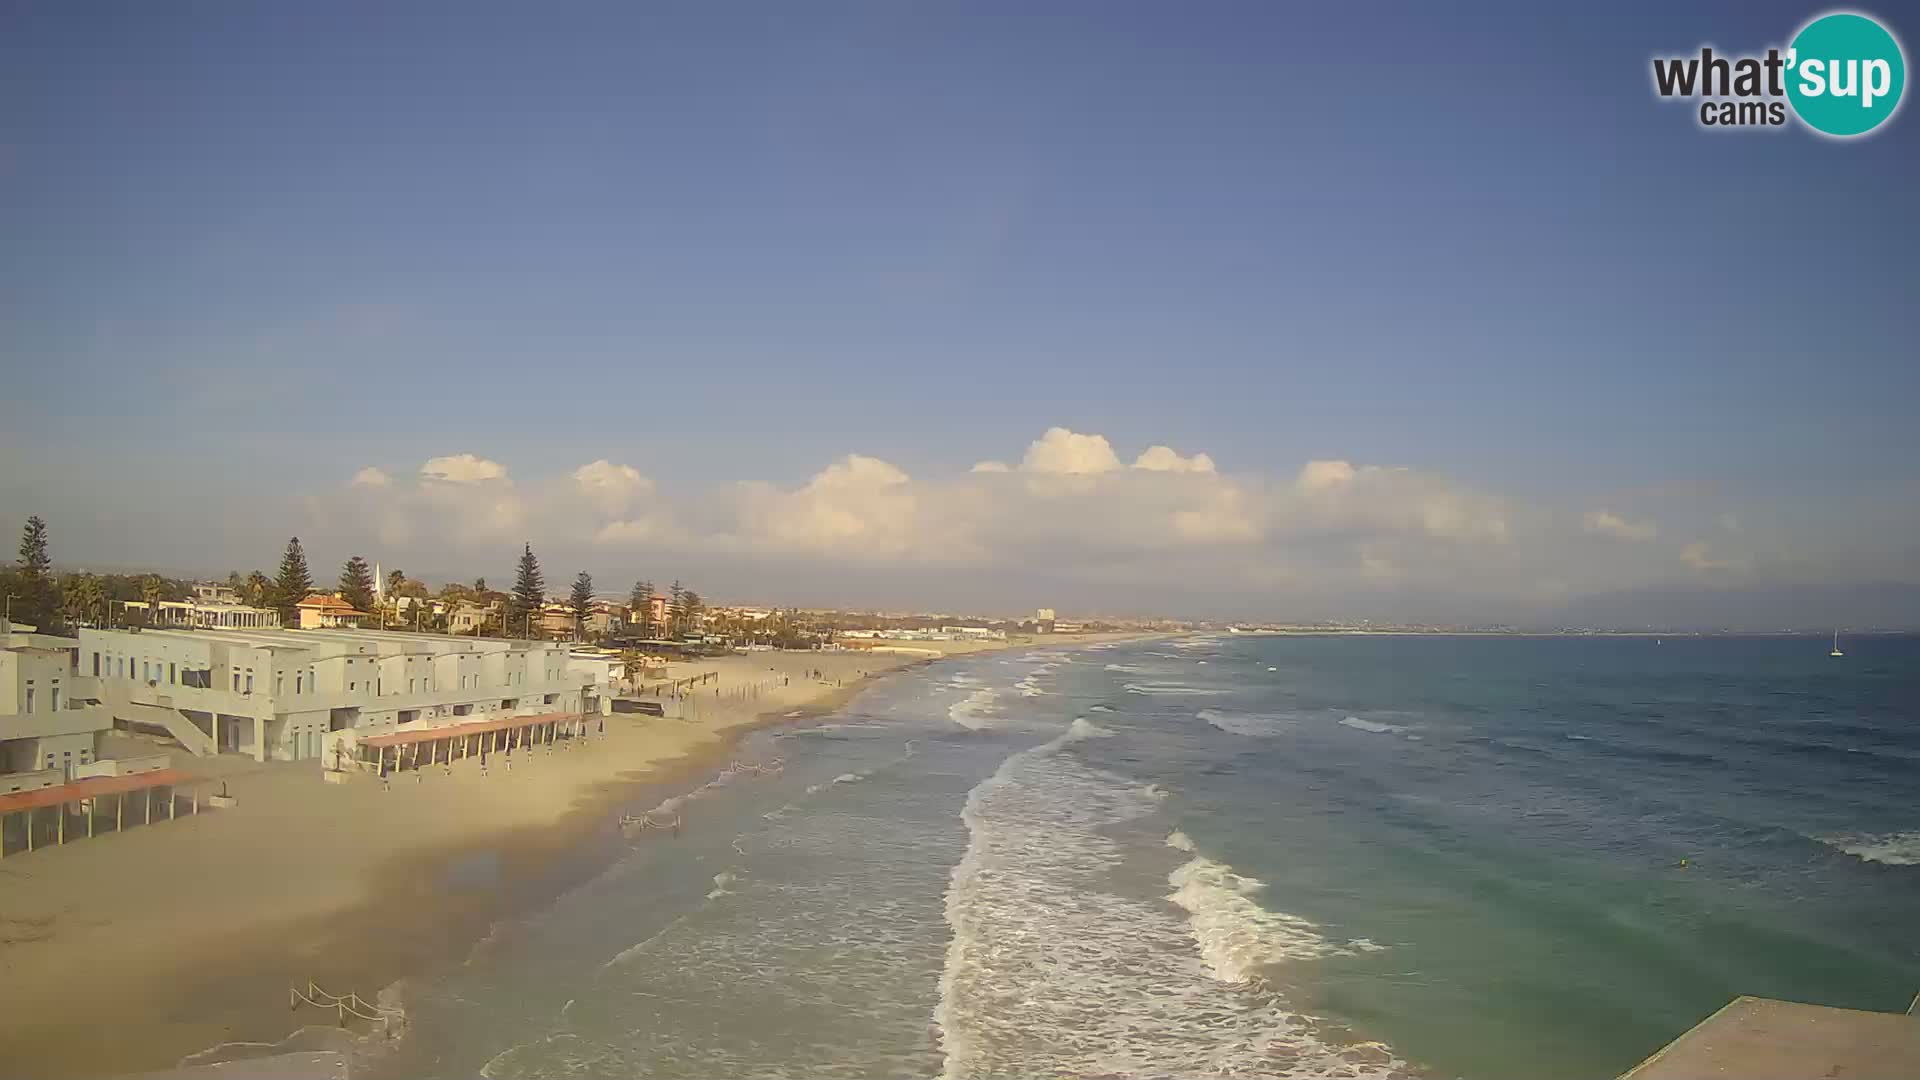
289,980 -> 403,1031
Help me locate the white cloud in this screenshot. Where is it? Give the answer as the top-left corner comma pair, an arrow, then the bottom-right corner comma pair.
420,453 -> 508,485
1019,427 -> 1123,475
1133,445 -> 1217,474
572,459 -> 653,515
1680,541 -> 1741,572
730,454 -> 950,559
351,466 -> 392,489
1583,510 -> 1659,542
970,460 -> 1011,473
1297,459 -> 1357,492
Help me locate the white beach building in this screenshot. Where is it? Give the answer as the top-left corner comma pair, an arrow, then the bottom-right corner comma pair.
74,625 -> 594,765
1,618 -> 116,784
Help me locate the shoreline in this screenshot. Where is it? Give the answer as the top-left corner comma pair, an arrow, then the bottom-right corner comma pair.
0,635 -> 1152,1079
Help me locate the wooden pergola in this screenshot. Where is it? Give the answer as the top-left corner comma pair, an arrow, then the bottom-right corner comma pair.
355,711 -> 591,774
0,768 -> 204,858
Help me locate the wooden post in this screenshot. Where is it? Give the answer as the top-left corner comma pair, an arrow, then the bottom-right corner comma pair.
169,786 -> 176,820
145,786 -> 153,825
193,786 -> 199,814
88,798 -> 95,838
58,801 -> 65,845
116,793 -> 123,831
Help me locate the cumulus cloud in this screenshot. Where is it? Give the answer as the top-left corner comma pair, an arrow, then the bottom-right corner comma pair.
1583,510 -> 1659,542
421,453 -> 508,485
1297,459 -> 1357,492
351,466 -> 392,489
1133,445 -> 1216,474
1681,541 -> 1740,572
1019,427 -> 1123,475
572,459 -> 653,515
301,426 -> 1716,615
729,454 -> 953,559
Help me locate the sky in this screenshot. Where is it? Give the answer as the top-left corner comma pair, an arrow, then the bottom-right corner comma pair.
2,2 -> 1916,626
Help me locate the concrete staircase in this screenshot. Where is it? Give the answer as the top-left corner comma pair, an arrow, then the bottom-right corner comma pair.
117,702 -> 217,757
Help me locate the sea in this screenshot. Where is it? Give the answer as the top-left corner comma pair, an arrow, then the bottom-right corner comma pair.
359,633 -> 1920,1080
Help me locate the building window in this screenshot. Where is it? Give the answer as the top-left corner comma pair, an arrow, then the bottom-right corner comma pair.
349,682 -> 356,692
295,672 -> 303,694
245,674 -> 254,693
24,686 -> 35,712
50,688 -> 61,711
232,672 -> 240,691
169,662 -> 177,684
276,673 -> 284,696
92,652 -> 100,676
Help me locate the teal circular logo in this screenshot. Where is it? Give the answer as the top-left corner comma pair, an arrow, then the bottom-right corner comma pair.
1786,12 -> 1906,137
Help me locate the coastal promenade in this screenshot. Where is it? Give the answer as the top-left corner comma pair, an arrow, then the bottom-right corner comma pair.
1622,996 -> 1920,1079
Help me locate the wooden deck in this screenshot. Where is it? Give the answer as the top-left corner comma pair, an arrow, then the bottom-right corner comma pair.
1622,996 -> 1920,1079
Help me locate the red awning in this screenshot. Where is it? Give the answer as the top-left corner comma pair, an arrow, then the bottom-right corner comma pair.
360,711 -> 576,750
0,768 -> 198,815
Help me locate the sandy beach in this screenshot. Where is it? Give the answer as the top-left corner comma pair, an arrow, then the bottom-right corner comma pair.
0,638 -> 1131,1079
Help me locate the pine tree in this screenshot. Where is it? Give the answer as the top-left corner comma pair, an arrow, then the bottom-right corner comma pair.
510,543 -> 545,636
629,580 -> 655,635
569,571 -> 594,639
667,580 -> 686,637
14,515 -> 54,627
339,555 -> 376,614
680,589 -> 704,637
274,537 -> 313,627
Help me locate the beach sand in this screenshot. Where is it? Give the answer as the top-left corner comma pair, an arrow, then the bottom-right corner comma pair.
0,637 -> 1134,1079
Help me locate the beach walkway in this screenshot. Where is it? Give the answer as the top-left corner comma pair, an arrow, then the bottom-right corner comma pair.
1621,995 -> 1920,1079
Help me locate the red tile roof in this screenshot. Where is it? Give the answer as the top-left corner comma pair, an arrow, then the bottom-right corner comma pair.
359,711 -> 577,749
0,768 -> 200,815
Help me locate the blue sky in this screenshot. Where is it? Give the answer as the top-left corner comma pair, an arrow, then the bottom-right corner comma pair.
2,2 -> 1915,623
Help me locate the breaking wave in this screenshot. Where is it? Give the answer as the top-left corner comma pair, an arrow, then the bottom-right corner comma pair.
1823,831 -> 1920,866
1199,709 -> 1298,738
937,720 -> 1404,1079
1125,683 -> 1228,696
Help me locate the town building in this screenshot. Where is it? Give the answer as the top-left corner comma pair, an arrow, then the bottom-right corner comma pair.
449,600 -> 496,635
296,594 -> 369,630
125,599 -> 281,630
74,625 -> 593,765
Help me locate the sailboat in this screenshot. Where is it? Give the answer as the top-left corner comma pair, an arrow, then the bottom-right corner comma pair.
1829,630 -> 1844,658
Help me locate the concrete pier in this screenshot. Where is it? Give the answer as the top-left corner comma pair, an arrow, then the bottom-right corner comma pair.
1621,995 -> 1920,1079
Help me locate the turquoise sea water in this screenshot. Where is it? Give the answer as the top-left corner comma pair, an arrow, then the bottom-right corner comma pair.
363,634 -> 1920,1080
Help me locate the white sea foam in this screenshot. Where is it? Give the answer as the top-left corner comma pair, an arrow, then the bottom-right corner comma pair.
1104,663 -> 1145,673
1825,831 -> 1920,866
1199,709 -> 1298,738
1339,716 -> 1409,735
1143,784 -> 1170,802
832,772 -> 863,785
1166,829 -> 1195,851
706,871 -> 738,900
937,720 -> 1405,1080
948,688 -> 1001,730
1124,682 -> 1227,696
1087,704 -> 1114,713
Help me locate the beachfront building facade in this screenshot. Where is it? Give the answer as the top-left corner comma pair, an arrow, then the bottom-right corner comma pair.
73,626 -> 593,765
1,618 -> 115,784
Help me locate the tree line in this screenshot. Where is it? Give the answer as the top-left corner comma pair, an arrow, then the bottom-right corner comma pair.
4,515 -> 710,643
